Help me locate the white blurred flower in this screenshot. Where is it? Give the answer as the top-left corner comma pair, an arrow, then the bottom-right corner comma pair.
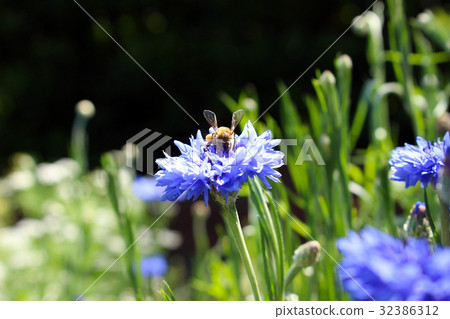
138,228 -> 182,251
0,226 -> 32,251
36,158 -> 80,185
156,229 -> 182,250
15,219 -> 47,239
56,181 -> 81,201
7,170 -> 35,191
106,235 -> 127,255
41,200 -> 66,217
88,208 -> 118,245
62,223 -> 81,242
9,250 -> 47,269
42,212 -> 66,235
90,169 -> 108,191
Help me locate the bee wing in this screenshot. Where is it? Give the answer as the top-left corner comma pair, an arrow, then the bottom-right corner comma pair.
230,109 -> 244,132
203,110 -> 218,131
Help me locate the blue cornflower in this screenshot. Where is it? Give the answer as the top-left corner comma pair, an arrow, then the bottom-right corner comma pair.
140,255 -> 168,278
155,121 -> 284,206
389,132 -> 450,188
337,226 -> 450,301
133,176 -> 165,202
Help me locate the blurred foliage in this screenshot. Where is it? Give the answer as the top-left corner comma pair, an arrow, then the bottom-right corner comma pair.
0,152 -> 183,299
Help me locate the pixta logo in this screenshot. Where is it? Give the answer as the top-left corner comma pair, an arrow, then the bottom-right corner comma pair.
126,129 -> 172,175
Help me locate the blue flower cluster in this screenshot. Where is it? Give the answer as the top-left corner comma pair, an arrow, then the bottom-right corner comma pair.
337,227 -> 450,301
389,133 -> 450,188
155,121 -> 284,206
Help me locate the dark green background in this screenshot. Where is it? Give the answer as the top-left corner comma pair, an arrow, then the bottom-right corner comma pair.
0,0 -> 443,170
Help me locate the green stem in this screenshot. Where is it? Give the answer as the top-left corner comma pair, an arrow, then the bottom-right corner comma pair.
102,154 -> 142,300
71,111 -> 91,174
220,202 -> 262,301
424,187 -> 439,243
440,202 -> 450,247
284,264 -> 301,288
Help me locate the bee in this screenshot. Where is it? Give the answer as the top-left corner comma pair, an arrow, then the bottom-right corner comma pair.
203,109 -> 245,155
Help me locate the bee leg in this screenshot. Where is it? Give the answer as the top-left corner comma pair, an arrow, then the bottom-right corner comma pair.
228,136 -> 236,153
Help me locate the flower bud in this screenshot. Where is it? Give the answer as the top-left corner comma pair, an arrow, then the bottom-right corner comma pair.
335,54 -> 353,71
403,201 -> 433,240
292,241 -> 321,268
285,241 -> 321,287
417,12 -> 432,25
352,11 -> 381,36
242,98 -> 258,112
75,99 -> 96,118
319,71 -> 336,87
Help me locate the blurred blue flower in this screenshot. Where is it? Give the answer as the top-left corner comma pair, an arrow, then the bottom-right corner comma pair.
133,176 -> 165,202
155,121 -> 284,206
140,255 -> 168,278
337,226 -> 450,301
414,201 -> 425,212
389,133 -> 450,188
